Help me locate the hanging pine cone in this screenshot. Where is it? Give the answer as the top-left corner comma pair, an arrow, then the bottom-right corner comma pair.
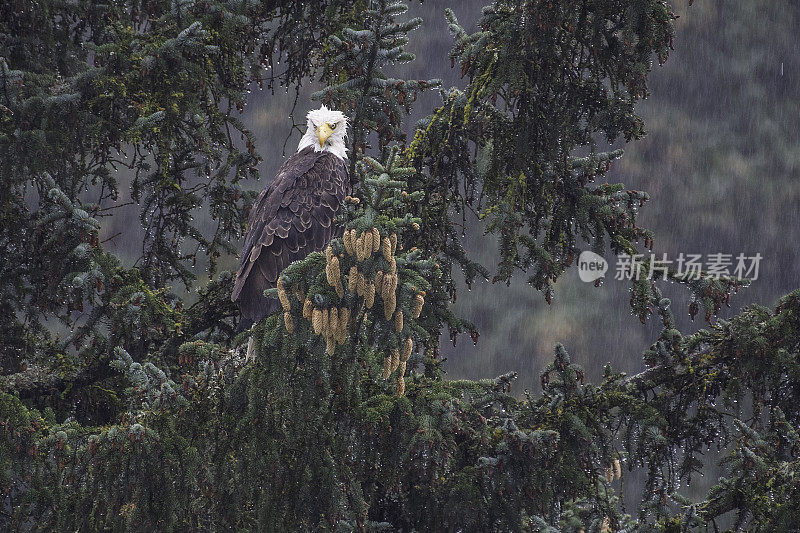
321,308 -> 330,337
382,354 -> 392,380
401,337 -> 412,361
326,255 -> 339,286
329,307 -> 339,338
363,230 -> 374,258
381,236 -> 392,262
357,271 -> 366,296
411,293 -> 424,318
365,282 -> 375,308
312,308 -> 323,335
355,235 -> 365,261
335,307 -> 349,344
277,277 -> 291,311
371,227 -> 381,252
349,266 -> 358,292
343,229 -> 354,254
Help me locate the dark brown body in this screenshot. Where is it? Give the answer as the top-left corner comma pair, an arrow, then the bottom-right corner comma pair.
232,146 -> 349,330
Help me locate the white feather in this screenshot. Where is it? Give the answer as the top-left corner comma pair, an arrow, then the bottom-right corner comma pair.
297,105 -> 349,160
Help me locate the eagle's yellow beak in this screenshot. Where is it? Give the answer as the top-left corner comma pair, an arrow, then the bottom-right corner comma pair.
317,123 -> 334,147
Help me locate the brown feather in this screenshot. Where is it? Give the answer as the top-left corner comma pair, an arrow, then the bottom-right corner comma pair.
232,146 -> 350,327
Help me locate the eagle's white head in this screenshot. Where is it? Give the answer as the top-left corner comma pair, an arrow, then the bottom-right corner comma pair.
298,105 -> 349,160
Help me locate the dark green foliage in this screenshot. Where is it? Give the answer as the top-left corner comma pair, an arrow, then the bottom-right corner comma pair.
406,1 -> 740,322
1,0 -> 798,531
312,0 -> 442,177
406,1 -> 670,298
5,289 -> 799,530
0,0 -> 362,368
624,290 -> 800,529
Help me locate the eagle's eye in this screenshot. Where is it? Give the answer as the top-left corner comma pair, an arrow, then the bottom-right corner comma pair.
329,123 -> 336,130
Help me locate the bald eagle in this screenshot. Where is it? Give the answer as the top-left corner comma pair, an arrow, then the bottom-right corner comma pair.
232,106 -> 350,348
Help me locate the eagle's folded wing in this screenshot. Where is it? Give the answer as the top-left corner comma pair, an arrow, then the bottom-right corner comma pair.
232,148 -> 349,324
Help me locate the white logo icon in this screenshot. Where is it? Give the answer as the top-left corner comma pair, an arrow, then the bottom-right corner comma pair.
578,251 -> 608,282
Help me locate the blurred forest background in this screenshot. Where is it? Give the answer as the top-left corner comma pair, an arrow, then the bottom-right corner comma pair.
98,0 -> 800,391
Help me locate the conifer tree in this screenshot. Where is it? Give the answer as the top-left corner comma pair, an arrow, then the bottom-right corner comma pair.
1,1 -> 798,531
